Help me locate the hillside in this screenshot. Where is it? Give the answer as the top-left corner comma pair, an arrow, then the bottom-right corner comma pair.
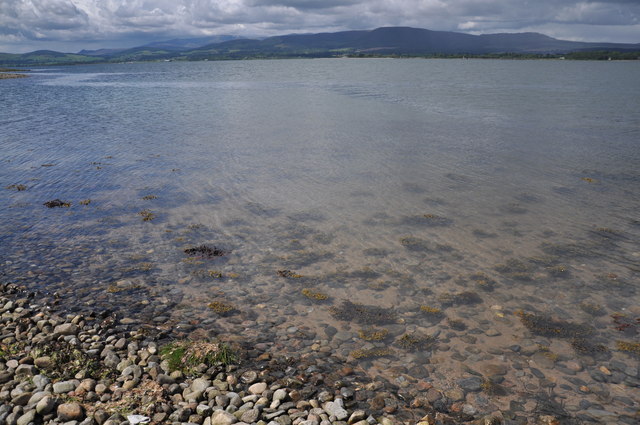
1,27 -> 638,66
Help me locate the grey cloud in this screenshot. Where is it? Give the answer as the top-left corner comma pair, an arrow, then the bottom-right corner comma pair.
0,0 -> 638,53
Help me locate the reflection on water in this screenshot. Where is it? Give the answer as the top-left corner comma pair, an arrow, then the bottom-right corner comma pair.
1,59 -> 639,422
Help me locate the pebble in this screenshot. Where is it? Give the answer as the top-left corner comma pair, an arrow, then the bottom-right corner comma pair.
456,377 -> 483,392
248,382 -> 267,395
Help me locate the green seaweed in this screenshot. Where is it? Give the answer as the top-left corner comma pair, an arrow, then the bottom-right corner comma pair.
350,347 -> 395,359
358,327 -> 389,341
395,333 -> 437,351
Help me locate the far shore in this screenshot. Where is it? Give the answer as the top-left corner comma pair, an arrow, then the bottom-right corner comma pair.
0,68 -> 29,79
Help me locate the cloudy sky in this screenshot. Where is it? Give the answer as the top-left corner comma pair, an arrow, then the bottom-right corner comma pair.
1,0 -> 639,53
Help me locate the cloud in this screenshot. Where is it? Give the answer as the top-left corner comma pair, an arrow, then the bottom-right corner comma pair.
0,0 -> 638,53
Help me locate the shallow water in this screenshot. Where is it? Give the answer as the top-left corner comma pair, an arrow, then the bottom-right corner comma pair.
1,59 -> 639,421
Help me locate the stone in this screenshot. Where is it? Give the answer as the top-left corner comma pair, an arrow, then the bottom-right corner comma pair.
248,382 -> 267,395
273,389 -> 288,402
192,378 -> 211,393
425,388 -> 442,402
348,410 -> 366,424
481,364 -> 508,376
456,377 -> 483,392
211,410 -> 237,425
27,390 -> 50,406
444,389 -> 465,402
240,409 -> 260,423
34,356 -> 53,369
16,410 -> 36,425
58,402 -> 85,421
36,395 -> 57,414
15,364 -> 37,377
54,323 -> 79,335
53,381 -> 77,394
323,399 -> 348,420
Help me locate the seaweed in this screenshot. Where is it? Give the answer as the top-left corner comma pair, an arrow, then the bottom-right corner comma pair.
208,301 -> 237,316
547,265 -> 570,277
142,194 -> 158,200
184,245 -> 226,258
468,272 -> 496,291
350,347 -> 395,359
616,340 -> 640,357
44,199 -> 71,208
399,236 -> 432,252
5,184 -> 27,191
570,338 -> 609,356
330,300 -> 397,325
579,302 -> 606,316
494,258 -> 532,273
438,291 -> 482,307
278,269 -> 303,278
448,319 -> 467,331
79,199 -> 91,206
516,310 -> 593,339
400,214 -> 453,227
395,333 -> 437,352
358,327 -> 389,341
138,209 -> 155,221
481,378 -> 508,396
301,288 -> 329,301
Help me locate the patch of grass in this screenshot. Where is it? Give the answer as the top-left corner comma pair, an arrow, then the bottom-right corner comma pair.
160,341 -> 238,375
34,341 -> 114,381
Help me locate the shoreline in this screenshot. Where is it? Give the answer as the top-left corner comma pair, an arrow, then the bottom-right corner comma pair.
0,282 -> 511,425
0,73 -> 28,79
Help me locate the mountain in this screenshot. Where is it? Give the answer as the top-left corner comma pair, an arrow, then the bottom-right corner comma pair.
1,27 -> 638,66
185,27 -> 640,59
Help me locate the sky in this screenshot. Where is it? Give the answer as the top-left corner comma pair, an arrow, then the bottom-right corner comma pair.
1,0 -> 639,53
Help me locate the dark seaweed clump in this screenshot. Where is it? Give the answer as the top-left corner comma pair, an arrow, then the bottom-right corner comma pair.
184,245 -> 226,258
330,301 -> 397,325
44,199 -> 71,208
517,310 -> 593,339
570,338 -> 610,358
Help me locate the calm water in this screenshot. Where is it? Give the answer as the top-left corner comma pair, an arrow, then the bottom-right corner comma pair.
2,59 -> 640,421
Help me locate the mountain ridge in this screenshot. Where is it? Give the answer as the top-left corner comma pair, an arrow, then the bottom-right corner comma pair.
2,26 -> 638,66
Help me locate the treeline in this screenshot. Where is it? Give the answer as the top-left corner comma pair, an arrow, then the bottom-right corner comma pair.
348,51 -> 640,60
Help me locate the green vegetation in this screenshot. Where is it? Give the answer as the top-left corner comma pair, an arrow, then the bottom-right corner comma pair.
160,340 -> 238,375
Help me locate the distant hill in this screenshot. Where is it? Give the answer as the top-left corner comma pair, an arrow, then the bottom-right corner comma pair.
1,27 -> 638,66
186,27 -> 640,58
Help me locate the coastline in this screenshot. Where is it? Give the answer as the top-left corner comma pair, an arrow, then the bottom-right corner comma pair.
0,282 -> 511,425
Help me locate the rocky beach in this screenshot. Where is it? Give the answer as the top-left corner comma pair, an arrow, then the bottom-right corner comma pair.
1,282 -> 517,425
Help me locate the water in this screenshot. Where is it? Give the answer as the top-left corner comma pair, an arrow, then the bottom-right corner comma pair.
2,59 -> 640,420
